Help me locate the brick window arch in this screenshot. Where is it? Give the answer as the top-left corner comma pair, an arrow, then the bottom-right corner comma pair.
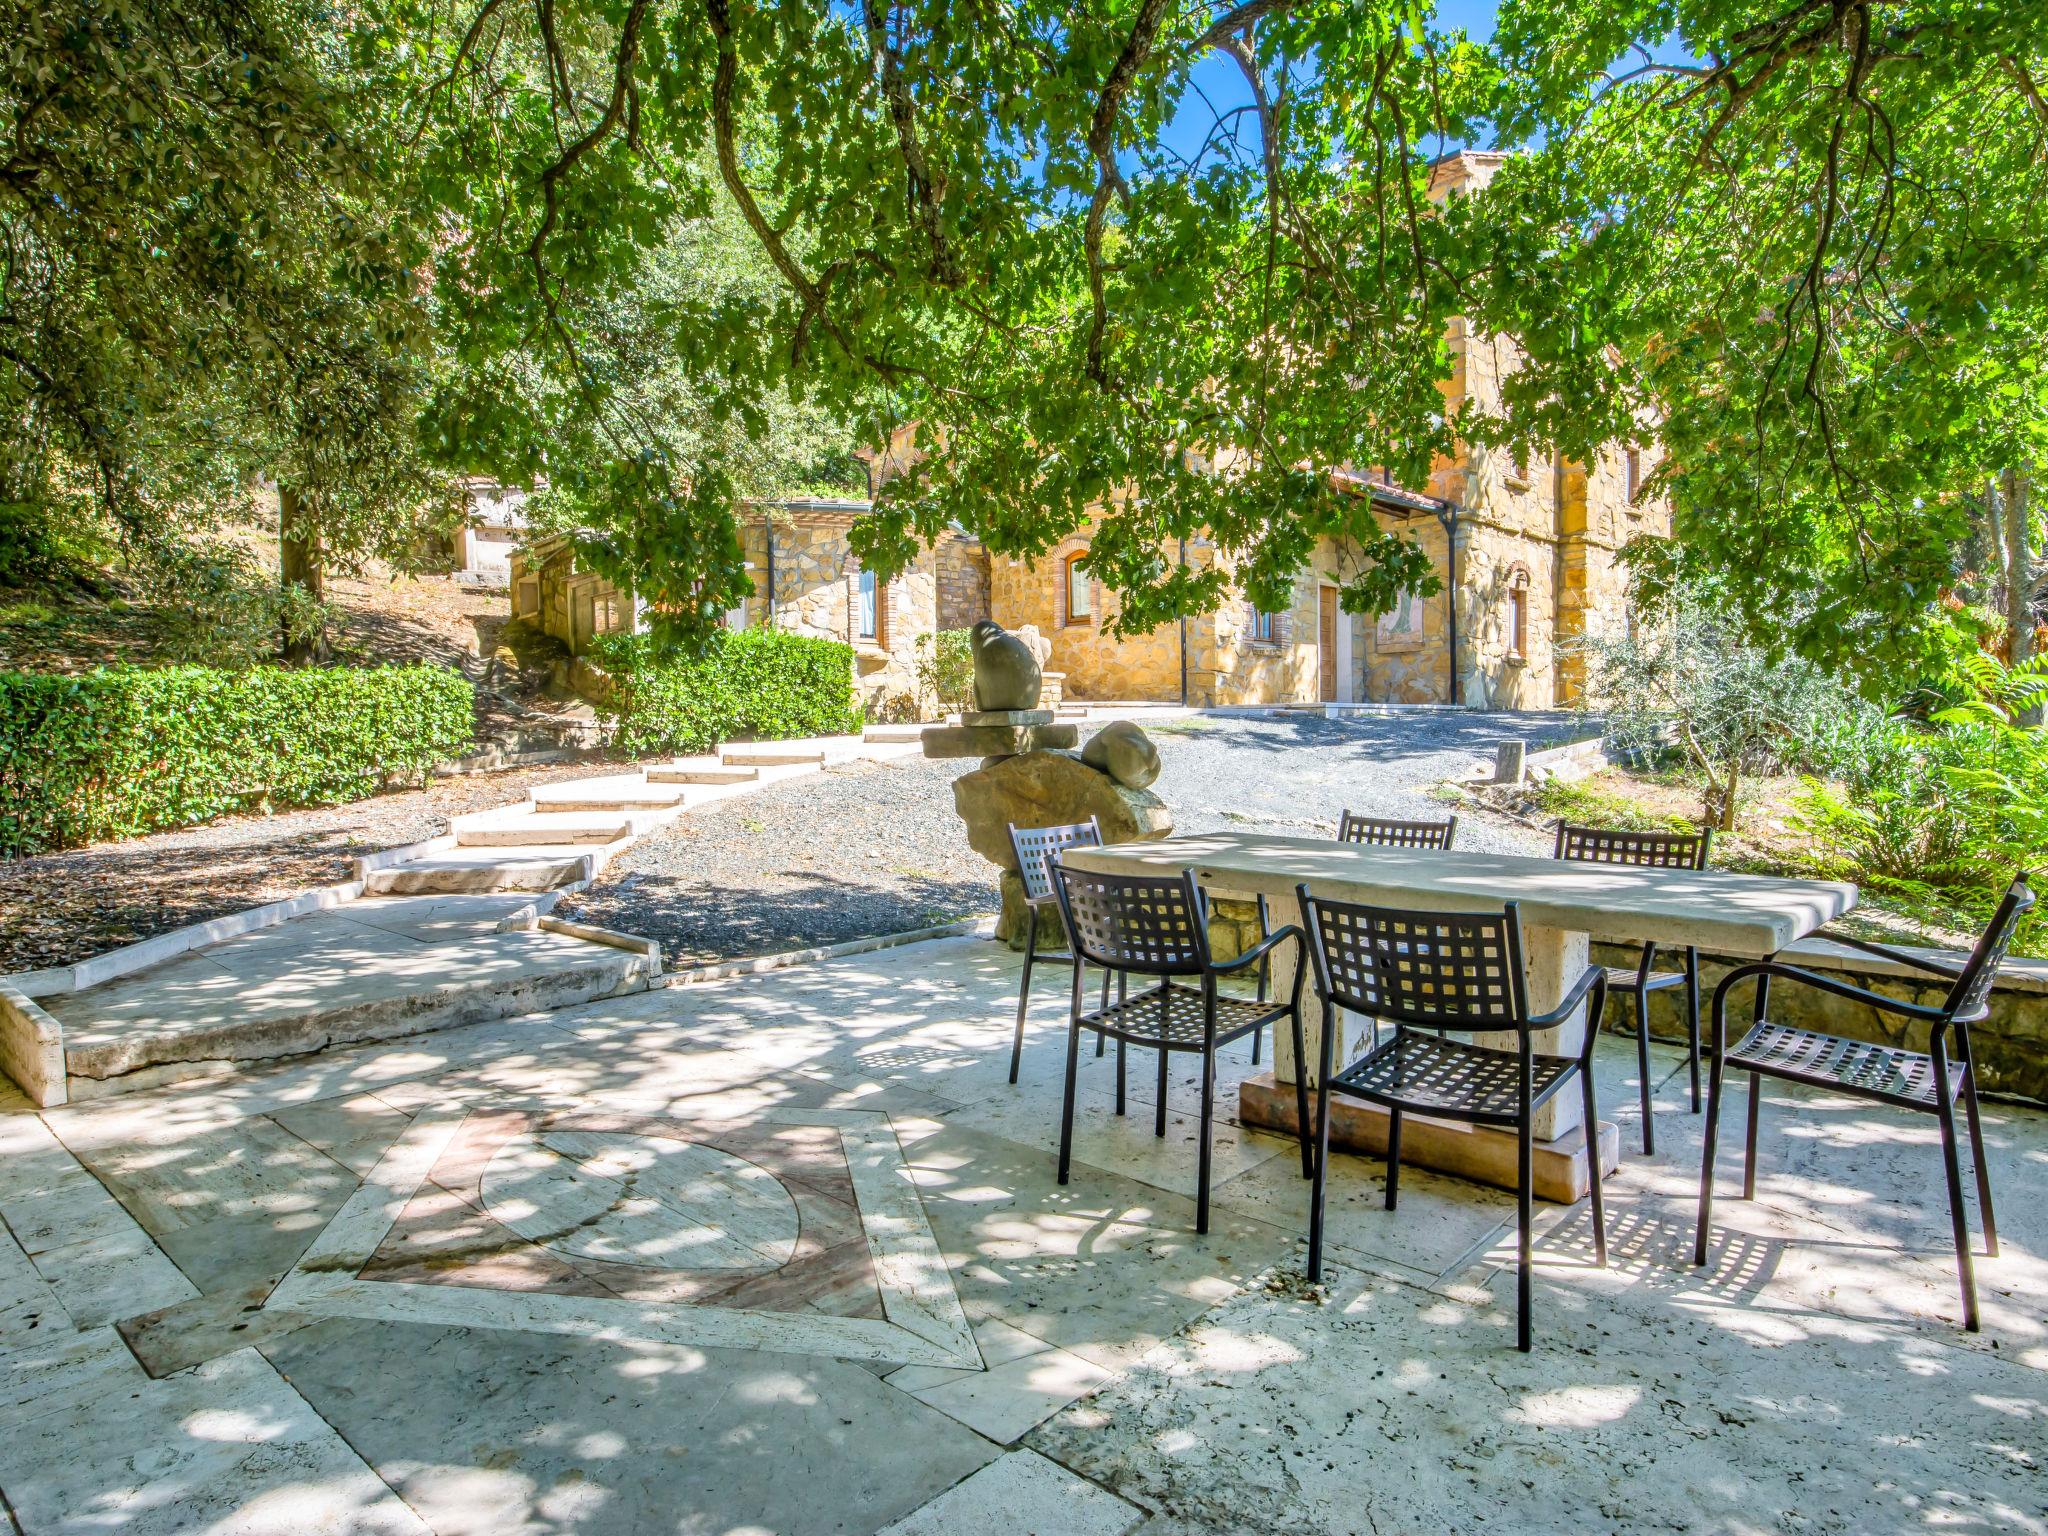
1063,549 -> 1093,627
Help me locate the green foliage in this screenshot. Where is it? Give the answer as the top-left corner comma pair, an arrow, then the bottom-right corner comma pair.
913,629 -> 976,719
1528,776 -> 1694,836
588,629 -> 864,757
0,664 -> 474,855
1577,577 -> 1872,828
1793,656 -> 2048,954
134,542 -> 335,668
1475,0 -> 2048,678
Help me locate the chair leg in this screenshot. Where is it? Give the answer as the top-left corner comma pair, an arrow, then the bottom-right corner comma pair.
1582,1066 -> 1608,1268
1155,1045 -> 1171,1137
1197,1043 -> 1217,1235
1096,965 -> 1109,1057
1252,1024 -> 1262,1066
1937,1093 -> 1981,1331
1290,1008 -> 1313,1181
1959,1053 -> 1998,1258
1009,919 -> 1038,1084
1516,1104 -> 1534,1353
1384,1109 -> 1403,1211
1307,1074 -> 1334,1281
1684,947 -> 1703,1113
1057,1009 -> 1082,1186
1742,1072 -> 1761,1201
1693,1048 -> 1727,1266
1116,1036 -> 1127,1117
1635,986 -> 1655,1157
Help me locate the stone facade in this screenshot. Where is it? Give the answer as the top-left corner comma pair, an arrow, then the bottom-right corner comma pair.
734,500 -> 993,720
510,535 -> 632,655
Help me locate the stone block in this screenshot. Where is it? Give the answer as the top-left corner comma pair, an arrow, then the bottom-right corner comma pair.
961,710 -> 1054,727
952,749 -> 1173,939
1079,720 -> 1161,789
1239,1071 -> 1619,1203
920,723 -> 1080,759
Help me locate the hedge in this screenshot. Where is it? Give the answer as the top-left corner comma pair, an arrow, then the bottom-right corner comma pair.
0,663 -> 475,855
589,629 -> 865,757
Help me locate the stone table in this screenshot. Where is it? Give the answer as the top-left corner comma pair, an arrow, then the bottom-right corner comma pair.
1063,831 -> 1857,1200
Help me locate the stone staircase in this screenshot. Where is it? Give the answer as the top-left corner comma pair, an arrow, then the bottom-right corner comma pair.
0,729 -> 925,1107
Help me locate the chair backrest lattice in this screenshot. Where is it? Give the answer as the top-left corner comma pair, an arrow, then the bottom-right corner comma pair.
1009,818 -> 1104,904
1051,864 -> 1209,977
1942,874 -> 2036,1023
1299,891 -> 1529,1031
1336,813 -> 1458,850
1554,822 -> 1713,871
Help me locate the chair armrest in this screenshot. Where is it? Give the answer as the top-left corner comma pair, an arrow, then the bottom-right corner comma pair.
1211,924 -> 1303,976
1710,959 -> 1951,1027
1808,930 -> 1966,982
1528,964 -> 1607,1030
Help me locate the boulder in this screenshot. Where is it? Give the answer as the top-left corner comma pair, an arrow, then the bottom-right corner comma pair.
1012,623 -> 1053,671
952,749 -> 1173,875
921,722 -> 1079,759
1080,720 -> 1162,789
969,620 -> 1043,712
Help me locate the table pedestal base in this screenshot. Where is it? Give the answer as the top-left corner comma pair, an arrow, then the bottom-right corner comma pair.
1239,1072 -> 1620,1205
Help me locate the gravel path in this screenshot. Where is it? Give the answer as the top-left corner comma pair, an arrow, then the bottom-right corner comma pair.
0,762 -> 608,973
558,711 -> 1573,966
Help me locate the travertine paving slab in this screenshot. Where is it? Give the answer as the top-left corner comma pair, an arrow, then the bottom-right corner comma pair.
0,1348 -> 428,1535
264,1319 -> 995,1536
877,1450 -> 1143,1536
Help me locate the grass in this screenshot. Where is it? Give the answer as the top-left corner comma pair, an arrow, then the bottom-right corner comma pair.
1146,716 -> 1219,736
1527,775 -> 1696,835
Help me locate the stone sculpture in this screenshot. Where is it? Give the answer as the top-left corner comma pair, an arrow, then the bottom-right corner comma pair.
1079,720 -> 1161,790
968,619 -> 1042,712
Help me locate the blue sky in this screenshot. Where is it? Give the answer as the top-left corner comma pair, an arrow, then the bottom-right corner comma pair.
1159,0 -> 1509,170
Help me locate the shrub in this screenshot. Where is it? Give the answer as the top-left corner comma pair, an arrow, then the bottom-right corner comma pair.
0,663 -> 474,854
913,628 -> 975,719
589,628 -> 864,756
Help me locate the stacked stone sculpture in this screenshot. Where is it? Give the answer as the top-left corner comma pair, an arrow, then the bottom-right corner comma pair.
923,620 -> 1173,947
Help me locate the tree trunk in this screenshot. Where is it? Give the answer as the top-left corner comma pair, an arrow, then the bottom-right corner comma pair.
278,483 -> 329,664
2004,467 -> 2038,723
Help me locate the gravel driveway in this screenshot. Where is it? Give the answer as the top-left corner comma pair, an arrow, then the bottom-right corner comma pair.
558,711 -> 1575,966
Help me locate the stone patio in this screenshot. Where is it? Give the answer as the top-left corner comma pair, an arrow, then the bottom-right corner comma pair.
1,933 -> 2044,1533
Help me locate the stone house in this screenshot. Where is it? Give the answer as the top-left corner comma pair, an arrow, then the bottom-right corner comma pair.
953,150 -> 1670,709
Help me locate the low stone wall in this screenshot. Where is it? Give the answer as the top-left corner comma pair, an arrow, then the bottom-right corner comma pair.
1591,937 -> 2048,1105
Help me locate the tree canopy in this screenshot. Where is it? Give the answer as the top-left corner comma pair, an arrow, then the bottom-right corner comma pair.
5,0 -> 2042,669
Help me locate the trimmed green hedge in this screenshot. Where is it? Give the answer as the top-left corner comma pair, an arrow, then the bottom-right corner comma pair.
0,664 -> 475,855
590,629 -> 864,757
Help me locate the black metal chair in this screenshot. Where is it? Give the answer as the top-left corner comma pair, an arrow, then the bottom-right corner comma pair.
1554,822 -> 1712,1155
1337,812 -> 1459,849
1007,819 -> 1114,1083
1050,862 -> 1311,1232
1694,874 -> 2035,1332
1297,887 -> 1610,1351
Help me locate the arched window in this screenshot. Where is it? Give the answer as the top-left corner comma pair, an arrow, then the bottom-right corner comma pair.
1064,550 -> 1092,626
1507,565 -> 1531,660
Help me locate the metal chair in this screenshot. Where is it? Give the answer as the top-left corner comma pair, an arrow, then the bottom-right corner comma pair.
1050,862 -> 1311,1232
1694,874 -> 2035,1332
1337,812 -> 1459,850
1007,819 -> 1114,1083
1553,822 -> 1712,1155
1297,887 -> 1610,1351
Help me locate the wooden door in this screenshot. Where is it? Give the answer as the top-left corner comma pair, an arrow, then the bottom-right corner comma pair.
1318,587 -> 1338,701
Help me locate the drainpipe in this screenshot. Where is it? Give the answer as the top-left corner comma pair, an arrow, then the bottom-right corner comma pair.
1178,536 -> 1190,707
763,510 -> 777,628
1434,503 -> 1461,706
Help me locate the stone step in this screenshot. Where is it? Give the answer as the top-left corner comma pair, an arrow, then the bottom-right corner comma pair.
530,774 -> 689,812
455,809 -> 635,847
861,724 -> 928,744
365,847 -> 593,895
646,763 -> 760,786
721,745 -> 828,768
38,896 -> 659,1100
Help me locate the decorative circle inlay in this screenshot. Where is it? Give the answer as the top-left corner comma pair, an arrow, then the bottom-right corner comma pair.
479,1129 -> 800,1270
